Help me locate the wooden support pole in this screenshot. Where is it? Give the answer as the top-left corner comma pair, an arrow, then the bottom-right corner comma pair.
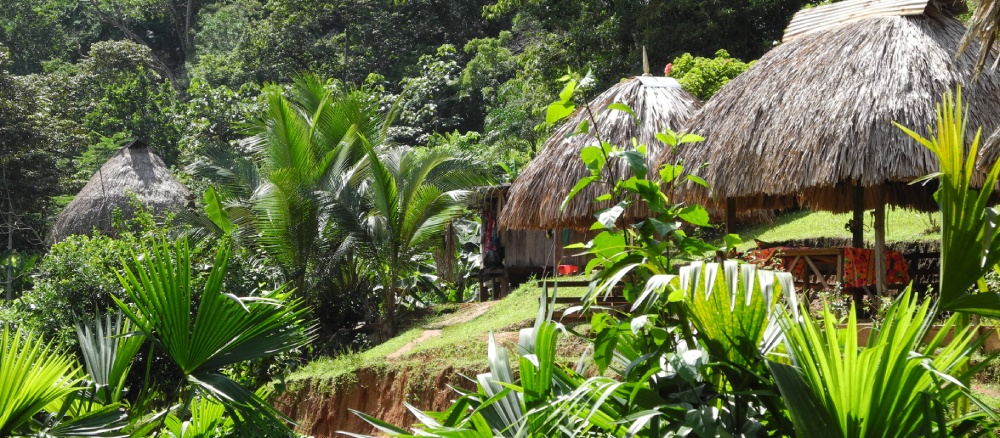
874,187 -> 887,296
853,182 -> 865,248
726,198 -> 737,234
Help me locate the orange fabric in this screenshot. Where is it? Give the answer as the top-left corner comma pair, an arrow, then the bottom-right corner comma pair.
742,247 -> 909,288
842,247 -> 909,287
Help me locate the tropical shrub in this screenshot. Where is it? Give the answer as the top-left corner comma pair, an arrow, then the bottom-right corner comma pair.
669,50 -> 754,100
0,233 -> 314,436
770,288 -> 995,437
114,237 -> 316,434
20,232 -> 138,346
193,74 -> 492,345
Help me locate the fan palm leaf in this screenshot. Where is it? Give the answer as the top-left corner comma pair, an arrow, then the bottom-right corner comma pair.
75,312 -> 146,404
0,327 -> 84,436
114,238 -> 316,433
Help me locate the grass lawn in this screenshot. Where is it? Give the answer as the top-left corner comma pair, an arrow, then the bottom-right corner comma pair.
287,277 -> 592,387
731,209 -> 940,250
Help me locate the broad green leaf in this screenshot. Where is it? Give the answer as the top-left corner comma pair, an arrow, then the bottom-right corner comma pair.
660,164 -> 683,184
656,131 -> 678,147
204,186 -> 234,234
596,202 -> 627,230
546,102 -> 575,126
678,205 -> 711,226
561,176 -> 597,212
580,146 -> 606,174
612,150 -> 647,179
591,231 -> 628,261
678,133 -> 705,144
686,174 -> 709,188
723,234 -> 742,249
591,315 -> 620,374
558,79 -> 577,102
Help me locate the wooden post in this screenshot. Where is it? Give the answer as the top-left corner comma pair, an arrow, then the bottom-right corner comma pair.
853,182 -> 864,248
555,229 -> 563,267
726,198 -> 737,234
874,187 -> 887,296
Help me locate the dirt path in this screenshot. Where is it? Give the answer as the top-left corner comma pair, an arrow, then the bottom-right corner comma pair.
387,329 -> 442,360
386,301 -> 499,360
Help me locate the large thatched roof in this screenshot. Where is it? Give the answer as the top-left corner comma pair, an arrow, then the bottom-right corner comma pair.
500,76 -> 702,230
660,4 -> 1000,213
49,139 -> 191,244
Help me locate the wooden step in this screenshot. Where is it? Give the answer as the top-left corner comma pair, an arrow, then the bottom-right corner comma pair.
536,280 -> 591,288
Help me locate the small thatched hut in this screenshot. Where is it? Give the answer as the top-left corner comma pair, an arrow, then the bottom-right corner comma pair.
48,139 -> 191,244
500,76 -> 703,231
658,0 -> 1000,292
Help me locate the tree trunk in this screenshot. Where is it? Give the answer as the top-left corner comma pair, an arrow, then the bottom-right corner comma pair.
375,267 -> 398,343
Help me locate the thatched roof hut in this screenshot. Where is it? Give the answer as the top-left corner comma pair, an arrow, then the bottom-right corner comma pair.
500,76 -> 702,230
661,2 -> 1000,214
49,139 -> 191,244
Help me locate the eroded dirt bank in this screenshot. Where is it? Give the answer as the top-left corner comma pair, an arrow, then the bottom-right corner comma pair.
277,365 -> 480,437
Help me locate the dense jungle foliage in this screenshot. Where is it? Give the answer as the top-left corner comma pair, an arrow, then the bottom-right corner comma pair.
0,0 -> 882,435
0,0 -> 805,343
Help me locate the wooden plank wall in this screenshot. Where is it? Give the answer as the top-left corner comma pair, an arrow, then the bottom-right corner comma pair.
502,229 -> 594,268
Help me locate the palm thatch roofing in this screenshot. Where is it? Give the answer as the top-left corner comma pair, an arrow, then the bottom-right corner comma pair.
500,76 -> 702,230
659,4 -> 1000,213
48,139 -> 191,244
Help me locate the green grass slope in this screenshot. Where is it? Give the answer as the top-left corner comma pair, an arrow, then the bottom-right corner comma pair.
732,209 -> 940,250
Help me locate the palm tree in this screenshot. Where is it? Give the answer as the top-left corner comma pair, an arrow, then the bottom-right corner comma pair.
190,74 -> 389,297
194,74 -> 492,342
345,146 -> 489,340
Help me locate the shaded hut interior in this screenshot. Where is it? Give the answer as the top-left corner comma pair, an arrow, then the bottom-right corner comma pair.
478,185 -> 592,299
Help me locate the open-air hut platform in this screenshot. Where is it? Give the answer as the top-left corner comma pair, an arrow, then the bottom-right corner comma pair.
665,3 -> 1000,214
48,139 -> 191,244
659,0 -> 1000,295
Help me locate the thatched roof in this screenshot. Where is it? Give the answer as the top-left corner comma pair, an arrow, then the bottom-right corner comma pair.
500,76 -> 702,230
49,139 -> 191,244
660,5 -> 1000,213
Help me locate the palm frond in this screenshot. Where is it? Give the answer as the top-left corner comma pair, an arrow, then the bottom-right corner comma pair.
770,288 -> 989,437
75,312 -> 146,404
0,327 -> 84,436
115,238 -> 316,375
895,88 -> 1000,315
959,0 -> 1000,76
